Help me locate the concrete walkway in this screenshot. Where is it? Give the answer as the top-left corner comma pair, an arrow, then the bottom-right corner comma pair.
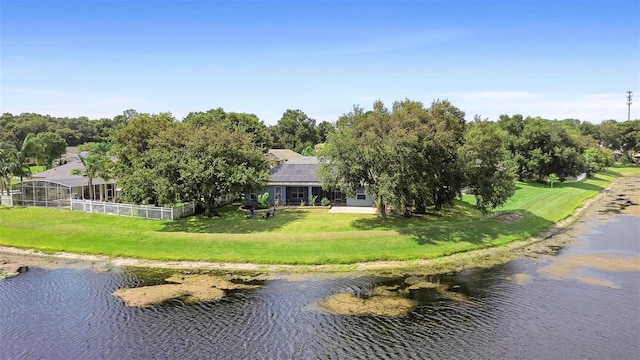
328,206 -> 377,214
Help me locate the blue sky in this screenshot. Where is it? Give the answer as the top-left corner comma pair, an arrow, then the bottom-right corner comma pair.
1,0 -> 638,124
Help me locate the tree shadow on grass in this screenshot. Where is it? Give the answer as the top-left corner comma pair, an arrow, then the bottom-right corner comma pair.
350,209 -> 553,246
161,205 -> 308,234
348,200 -> 481,232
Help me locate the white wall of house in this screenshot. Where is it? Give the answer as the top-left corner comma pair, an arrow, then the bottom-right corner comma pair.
346,188 -> 374,207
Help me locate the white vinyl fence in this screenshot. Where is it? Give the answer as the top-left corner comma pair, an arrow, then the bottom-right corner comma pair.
71,200 -> 196,220
0,193 -> 13,206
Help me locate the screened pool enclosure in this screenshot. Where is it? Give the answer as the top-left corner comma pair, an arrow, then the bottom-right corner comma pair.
11,180 -> 73,208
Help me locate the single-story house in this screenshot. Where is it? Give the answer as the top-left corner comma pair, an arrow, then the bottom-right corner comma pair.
10,154 -> 118,208
267,149 -> 302,168
29,158 -> 118,201
246,156 -> 374,207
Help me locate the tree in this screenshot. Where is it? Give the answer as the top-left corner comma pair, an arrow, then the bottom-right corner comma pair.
225,112 -> 273,151
72,143 -> 113,200
583,147 -> 614,174
177,122 -> 270,216
36,132 -> 67,169
319,102 -> 394,218
618,120 -> 640,153
184,108 -> 272,151
598,120 -> 621,149
111,112 -> 176,204
0,142 -> 20,195
270,109 -> 318,153
112,117 -> 271,215
145,122 -> 270,215
421,99 -> 467,210
319,99 -> 468,218
317,121 -> 336,143
461,120 -> 516,214
509,117 -> 585,181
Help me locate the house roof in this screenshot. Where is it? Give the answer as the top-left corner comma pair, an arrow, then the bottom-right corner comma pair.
30,160 -> 113,187
268,149 -> 302,161
269,156 -> 321,184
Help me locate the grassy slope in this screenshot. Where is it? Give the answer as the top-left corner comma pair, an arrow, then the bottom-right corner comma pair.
1,167 -> 638,264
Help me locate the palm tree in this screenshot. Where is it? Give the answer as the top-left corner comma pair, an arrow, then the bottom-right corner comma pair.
71,143 -> 113,200
0,142 -> 20,195
20,133 -> 46,172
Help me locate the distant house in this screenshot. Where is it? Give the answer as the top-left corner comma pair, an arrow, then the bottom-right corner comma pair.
28,159 -> 117,201
245,156 -> 374,207
10,148 -> 118,208
267,149 -> 302,168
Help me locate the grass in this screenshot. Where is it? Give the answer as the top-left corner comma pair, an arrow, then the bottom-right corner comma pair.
10,165 -> 47,185
1,167 -> 638,265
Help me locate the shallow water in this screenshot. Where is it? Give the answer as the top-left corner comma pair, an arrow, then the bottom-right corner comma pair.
1,216 -> 638,359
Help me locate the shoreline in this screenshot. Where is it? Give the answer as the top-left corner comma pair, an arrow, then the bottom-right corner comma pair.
1,174 -> 638,277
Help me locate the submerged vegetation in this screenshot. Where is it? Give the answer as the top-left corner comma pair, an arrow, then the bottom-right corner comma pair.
1,168 -> 637,266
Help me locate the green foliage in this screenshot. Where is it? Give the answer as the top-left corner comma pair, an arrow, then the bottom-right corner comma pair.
320,99 -> 467,218
317,121 -> 336,143
184,108 -> 273,151
0,112 -> 119,148
321,197 -> 331,206
583,147 -> 614,174
36,132 -> 67,169
20,133 -> 44,168
301,145 -> 315,156
111,113 -> 177,205
548,173 -> 559,188
499,116 -> 586,181
299,199 -> 306,207
112,114 -> 271,216
0,142 -> 19,195
308,194 -> 318,206
270,109 -> 318,153
257,192 -> 270,209
462,120 -> 516,214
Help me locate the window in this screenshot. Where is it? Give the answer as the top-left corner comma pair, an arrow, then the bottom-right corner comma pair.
290,187 -> 305,199
356,188 -> 366,200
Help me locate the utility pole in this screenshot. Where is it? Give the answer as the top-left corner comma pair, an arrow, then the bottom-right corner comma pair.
627,91 -> 633,121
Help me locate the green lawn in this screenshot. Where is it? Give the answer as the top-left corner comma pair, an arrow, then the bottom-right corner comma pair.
1,167 -> 638,265
10,166 -> 47,185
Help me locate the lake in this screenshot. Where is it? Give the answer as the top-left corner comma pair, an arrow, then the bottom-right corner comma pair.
1,209 -> 638,359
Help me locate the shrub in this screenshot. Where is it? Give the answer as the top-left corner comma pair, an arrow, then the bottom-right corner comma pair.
308,195 -> 318,206
320,197 -> 331,206
299,199 -> 306,207
257,192 -> 270,209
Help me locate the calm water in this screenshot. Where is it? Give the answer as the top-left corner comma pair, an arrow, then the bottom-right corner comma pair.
1,216 -> 638,359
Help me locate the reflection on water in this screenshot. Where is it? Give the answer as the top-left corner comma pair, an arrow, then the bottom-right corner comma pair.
1,217 -> 638,359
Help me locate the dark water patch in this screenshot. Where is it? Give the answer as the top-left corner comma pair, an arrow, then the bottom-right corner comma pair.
1,212 -> 639,359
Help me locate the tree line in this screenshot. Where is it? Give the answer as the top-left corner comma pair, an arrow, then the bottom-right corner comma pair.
1,105 -> 639,215
318,100 -> 639,218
